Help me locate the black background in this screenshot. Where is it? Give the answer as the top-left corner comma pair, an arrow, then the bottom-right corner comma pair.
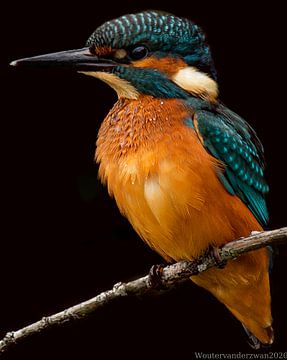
2,1 -> 287,358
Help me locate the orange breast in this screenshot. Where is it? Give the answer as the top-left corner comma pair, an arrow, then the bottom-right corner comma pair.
96,96 -> 272,344
96,96 -> 261,260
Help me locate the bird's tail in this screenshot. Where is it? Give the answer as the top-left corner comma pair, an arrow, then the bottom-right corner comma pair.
241,323 -> 273,350
225,301 -> 274,347
191,248 -> 273,347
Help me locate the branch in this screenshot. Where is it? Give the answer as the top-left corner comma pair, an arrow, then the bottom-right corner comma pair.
0,227 -> 286,354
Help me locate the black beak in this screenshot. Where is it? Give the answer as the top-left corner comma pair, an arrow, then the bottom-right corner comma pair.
10,47 -> 116,71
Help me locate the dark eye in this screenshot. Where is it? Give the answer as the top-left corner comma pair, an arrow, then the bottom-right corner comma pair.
130,45 -> 149,60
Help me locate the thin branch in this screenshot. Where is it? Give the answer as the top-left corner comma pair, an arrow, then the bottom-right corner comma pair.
0,227 -> 286,354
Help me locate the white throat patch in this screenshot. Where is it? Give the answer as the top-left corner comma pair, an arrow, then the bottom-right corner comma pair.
79,71 -> 139,99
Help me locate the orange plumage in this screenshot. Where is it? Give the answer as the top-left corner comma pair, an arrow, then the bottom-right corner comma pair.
96,95 -> 272,345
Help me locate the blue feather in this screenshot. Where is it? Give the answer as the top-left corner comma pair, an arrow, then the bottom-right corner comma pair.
115,66 -> 190,99
188,105 -> 269,226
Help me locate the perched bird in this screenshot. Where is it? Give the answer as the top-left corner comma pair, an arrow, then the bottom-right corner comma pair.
11,11 -> 273,348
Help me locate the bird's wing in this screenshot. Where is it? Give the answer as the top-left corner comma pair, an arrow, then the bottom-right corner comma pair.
190,103 -> 269,226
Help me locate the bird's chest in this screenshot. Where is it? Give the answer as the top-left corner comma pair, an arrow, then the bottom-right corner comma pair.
95,97 -> 220,260
96,97 -> 194,184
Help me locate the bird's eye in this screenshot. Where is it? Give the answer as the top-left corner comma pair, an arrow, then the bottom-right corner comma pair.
130,45 -> 149,60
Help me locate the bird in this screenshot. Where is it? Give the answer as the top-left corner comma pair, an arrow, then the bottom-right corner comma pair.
11,10 -> 273,348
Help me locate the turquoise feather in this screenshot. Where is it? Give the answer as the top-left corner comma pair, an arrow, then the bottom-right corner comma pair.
191,106 -> 269,226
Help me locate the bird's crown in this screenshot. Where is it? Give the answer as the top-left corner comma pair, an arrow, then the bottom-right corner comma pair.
86,11 -> 211,70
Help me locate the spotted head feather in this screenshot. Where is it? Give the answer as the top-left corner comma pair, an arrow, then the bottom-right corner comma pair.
86,10 -> 217,80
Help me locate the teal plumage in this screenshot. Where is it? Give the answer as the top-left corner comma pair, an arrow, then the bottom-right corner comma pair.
115,66 -> 190,99
86,11 -> 201,49
86,11 -> 217,79
193,105 -> 269,226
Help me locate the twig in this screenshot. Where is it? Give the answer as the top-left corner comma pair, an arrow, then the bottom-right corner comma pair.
0,227 -> 286,354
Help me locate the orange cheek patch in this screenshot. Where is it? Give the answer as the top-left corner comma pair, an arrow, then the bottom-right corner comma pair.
94,46 -> 113,57
132,56 -> 187,76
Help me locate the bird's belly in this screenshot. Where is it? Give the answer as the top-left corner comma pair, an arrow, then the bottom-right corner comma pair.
110,154 -> 206,261
98,135 -> 260,262
103,146 -> 272,342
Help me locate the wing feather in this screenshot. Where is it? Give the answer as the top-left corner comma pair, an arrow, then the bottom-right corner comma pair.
188,104 -> 269,226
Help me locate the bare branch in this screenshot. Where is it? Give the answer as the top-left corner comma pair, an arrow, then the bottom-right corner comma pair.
0,227 -> 286,355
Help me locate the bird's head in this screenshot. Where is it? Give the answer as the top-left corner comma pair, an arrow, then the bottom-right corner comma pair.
11,11 -> 218,101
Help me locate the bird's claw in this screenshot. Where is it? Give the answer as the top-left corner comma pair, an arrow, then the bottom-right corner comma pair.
148,264 -> 165,289
209,246 -> 227,269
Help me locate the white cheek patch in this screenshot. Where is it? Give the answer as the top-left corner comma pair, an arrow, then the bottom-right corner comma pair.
172,66 -> 218,100
79,71 -> 139,99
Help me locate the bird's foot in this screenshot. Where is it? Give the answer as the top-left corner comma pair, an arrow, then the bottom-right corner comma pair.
148,264 -> 166,290
209,246 -> 227,269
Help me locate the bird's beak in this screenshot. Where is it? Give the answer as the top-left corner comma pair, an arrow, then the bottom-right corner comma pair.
10,47 -> 117,71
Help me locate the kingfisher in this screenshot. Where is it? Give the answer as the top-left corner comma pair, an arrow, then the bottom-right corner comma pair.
11,11 -> 273,348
